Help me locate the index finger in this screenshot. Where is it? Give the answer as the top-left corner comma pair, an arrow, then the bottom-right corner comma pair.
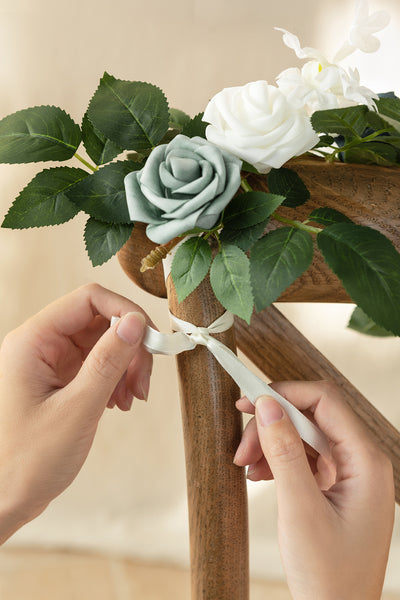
33,283 -> 153,335
238,381 -> 376,459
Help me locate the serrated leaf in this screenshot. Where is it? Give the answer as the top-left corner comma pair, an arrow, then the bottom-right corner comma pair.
169,108 -> 191,130
182,112 -> 207,139
66,160 -> 141,223
219,219 -> 267,252
343,141 -> 398,166
311,105 -> 369,137
0,105 -> 81,163
87,73 -> 169,151
317,223 -> 400,335
171,237 -> 212,302
210,244 -> 253,323
348,306 -> 393,337
250,227 -> 314,311
84,217 -> 134,266
267,168 -> 310,208
223,191 -> 284,229
81,112 -> 122,165
308,207 -> 353,227
2,167 -> 88,228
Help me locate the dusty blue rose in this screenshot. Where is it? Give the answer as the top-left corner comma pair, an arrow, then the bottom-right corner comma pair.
124,134 -> 242,243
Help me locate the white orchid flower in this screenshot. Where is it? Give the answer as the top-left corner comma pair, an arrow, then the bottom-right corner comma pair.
274,28 -> 327,64
334,0 -> 390,61
274,0 -> 386,114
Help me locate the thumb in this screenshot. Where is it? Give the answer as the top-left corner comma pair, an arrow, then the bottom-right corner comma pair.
69,311 -> 147,412
255,395 -> 321,512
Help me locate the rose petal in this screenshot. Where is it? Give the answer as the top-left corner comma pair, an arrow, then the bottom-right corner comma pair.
124,171 -> 163,224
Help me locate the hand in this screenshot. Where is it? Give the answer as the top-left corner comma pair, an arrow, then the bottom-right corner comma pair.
0,283 -> 152,543
234,381 -> 395,600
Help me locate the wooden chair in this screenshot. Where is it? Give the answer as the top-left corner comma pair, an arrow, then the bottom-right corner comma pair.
118,157 -> 400,599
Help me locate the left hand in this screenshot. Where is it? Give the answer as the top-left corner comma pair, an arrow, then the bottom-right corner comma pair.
0,284 -> 152,542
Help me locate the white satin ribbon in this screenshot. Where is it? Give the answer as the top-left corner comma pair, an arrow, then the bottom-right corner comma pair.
112,311 -> 330,458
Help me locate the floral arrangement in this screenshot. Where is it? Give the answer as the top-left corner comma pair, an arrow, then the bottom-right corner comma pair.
1,1 -> 400,335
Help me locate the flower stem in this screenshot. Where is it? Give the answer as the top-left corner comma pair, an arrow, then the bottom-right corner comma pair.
271,212 -> 322,234
140,237 -> 182,272
329,128 -> 392,160
74,152 -> 98,172
240,178 -> 253,193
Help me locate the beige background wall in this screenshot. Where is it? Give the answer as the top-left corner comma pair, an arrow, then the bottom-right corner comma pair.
1,0 -> 400,592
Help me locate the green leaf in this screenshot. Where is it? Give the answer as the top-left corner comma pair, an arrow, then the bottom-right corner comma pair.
0,105 -> 81,163
365,109 -> 392,132
169,108 -> 191,130
2,167 -> 88,228
219,220 -> 267,252
375,96 -> 400,131
66,160 -> 141,223
87,73 -> 169,151
308,207 -> 353,227
314,134 -> 335,148
250,227 -> 314,311
241,161 -> 260,174
171,237 -> 212,302
348,306 -> 394,337
267,168 -> 310,208
81,112 -> 122,165
223,191 -> 284,229
343,141 -> 398,166
210,244 -> 253,323
317,223 -> 400,335
84,218 -> 134,266
181,112 -> 207,139
311,105 -> 369,137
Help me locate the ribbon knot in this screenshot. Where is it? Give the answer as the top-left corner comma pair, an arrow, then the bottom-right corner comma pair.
112,311 -> 330,458
188,327 -> 212,347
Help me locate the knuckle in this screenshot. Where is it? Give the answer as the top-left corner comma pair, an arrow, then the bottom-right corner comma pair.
267,430 -> 303,464
85,347 -> 120,382
80,282 -> 102,297
317,379 -> 340,397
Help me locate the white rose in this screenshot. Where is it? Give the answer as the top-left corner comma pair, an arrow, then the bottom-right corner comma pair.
203,80 -> 319,174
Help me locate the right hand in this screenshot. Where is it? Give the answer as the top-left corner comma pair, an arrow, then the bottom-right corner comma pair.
234,381 -> 395,600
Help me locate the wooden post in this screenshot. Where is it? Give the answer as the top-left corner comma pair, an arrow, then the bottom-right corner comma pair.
167,275 -> 249,600
118,225 -> 249,600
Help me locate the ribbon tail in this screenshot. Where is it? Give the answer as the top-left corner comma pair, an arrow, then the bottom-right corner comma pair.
206,337 -> 331,459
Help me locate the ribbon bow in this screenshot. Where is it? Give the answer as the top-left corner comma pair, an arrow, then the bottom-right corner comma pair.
113,311 -> 330,458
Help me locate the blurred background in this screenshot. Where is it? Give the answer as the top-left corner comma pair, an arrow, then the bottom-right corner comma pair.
1,0 -> 400,597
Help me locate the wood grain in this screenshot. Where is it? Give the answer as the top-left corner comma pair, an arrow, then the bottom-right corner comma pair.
117,222 -> 167,298
234,305 -> 400,503
118,228 -> 249,600
167,273 -> 249,600
248,156 -> 400,302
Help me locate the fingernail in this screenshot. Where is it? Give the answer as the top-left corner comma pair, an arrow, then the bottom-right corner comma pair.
116,312 -> 146,346
122,394 -> 134,411
256,396 -> 284,427
233,440 -> 246,465
137,373 -> 151,401
246,464 -> 257,480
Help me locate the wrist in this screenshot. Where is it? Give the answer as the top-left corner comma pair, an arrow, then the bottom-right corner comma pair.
0,495 -> 47,545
